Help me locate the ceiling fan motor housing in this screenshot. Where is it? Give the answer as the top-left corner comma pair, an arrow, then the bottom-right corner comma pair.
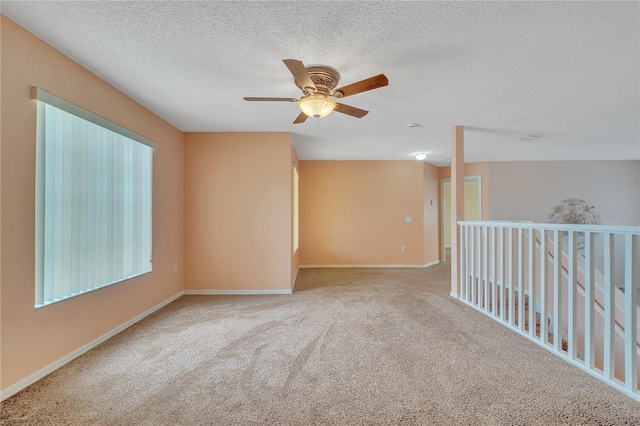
295,66 -> 342,98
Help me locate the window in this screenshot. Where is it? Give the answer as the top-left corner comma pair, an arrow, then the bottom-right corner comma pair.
33,87 -> 156,307
293,165 -> 299,254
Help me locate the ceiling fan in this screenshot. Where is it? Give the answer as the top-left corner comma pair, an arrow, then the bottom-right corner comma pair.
244,59 -> 388,124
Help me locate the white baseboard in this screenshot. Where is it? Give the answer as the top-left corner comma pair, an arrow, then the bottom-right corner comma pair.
1,291 -> 184,402
450,291 -> 460,298
183,289 -> 292,295
300,260 -> 440,269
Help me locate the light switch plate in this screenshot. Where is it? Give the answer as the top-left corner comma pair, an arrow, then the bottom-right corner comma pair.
405,216 -> 412,222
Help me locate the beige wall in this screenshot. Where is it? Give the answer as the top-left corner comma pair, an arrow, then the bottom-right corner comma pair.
489,160 -> 640,288
1,16 -> 185,391
423,163 -> 440,264
183,132 -> 293,291
488,160 -> 640,226
299,161 -> 426,266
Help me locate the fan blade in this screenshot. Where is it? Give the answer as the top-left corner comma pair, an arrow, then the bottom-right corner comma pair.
334,74 -> 388,98
283,59 -> 316,91
244,97 -> 297,102
335,103 -> 369,118
293,112 -> 308,124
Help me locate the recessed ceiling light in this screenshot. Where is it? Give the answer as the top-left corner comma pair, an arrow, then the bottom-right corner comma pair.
415,153 -> 427,161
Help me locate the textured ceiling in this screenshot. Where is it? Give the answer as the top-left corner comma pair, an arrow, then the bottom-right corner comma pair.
2,1 -> 639,165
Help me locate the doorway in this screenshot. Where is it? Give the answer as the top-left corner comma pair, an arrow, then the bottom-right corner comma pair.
441,176 -> 482,262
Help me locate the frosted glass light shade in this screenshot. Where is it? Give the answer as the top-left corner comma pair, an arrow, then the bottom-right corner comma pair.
299,95 -> 337,118
415,153 -> 427,160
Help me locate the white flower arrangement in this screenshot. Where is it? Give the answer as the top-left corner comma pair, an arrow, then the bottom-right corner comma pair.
550,198 -> 600,250
550,198 -> 600,226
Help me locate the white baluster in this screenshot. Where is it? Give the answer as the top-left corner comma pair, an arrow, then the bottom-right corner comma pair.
470,225 -> 476,305
568,231 -> 577,360
477,226 -> 483,308
584,231 -> 595,369
464,225 -> 470,301
518,228 -> 524,331
509,228 -> 515,326
491,227 -> 497,317
540,230 -> 547,345
553,229 -> 563,352
500,227 -> 505,322
529,228 -> 536,338
603,233 -> 615,380
624,234 -> 638,392
460,224 -> 466,300
484,226 -> 489,312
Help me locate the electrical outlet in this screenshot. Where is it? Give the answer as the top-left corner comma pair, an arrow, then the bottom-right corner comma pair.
401,245 -> 406,252
405,216 -> 412,223
173,264 -> 178,274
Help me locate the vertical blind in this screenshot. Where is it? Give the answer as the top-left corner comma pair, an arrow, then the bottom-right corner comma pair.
35,92 -> 154,307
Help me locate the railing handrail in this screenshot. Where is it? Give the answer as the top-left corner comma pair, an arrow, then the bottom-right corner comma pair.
461,225 -> 639,346
458,220 -> 639,399
458,220 -> 640,234
534,235 -> 640,350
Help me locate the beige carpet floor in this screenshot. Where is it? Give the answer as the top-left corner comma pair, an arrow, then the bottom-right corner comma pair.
2,263 -> 639,425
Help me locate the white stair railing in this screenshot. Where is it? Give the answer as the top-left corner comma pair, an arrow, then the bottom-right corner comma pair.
456,221 -> 639,401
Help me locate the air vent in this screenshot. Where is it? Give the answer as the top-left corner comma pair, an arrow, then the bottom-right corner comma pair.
513,134 -> 543,143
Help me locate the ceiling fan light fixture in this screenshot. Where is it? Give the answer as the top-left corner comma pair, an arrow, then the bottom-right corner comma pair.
299,95 -> 337,118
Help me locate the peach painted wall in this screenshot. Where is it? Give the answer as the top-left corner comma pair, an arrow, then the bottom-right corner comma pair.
183,133 -> 293,291
291,145 -> 300,288
1,16 -> 184,392
423,163 -> 440,264
299,161 -> 425,266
